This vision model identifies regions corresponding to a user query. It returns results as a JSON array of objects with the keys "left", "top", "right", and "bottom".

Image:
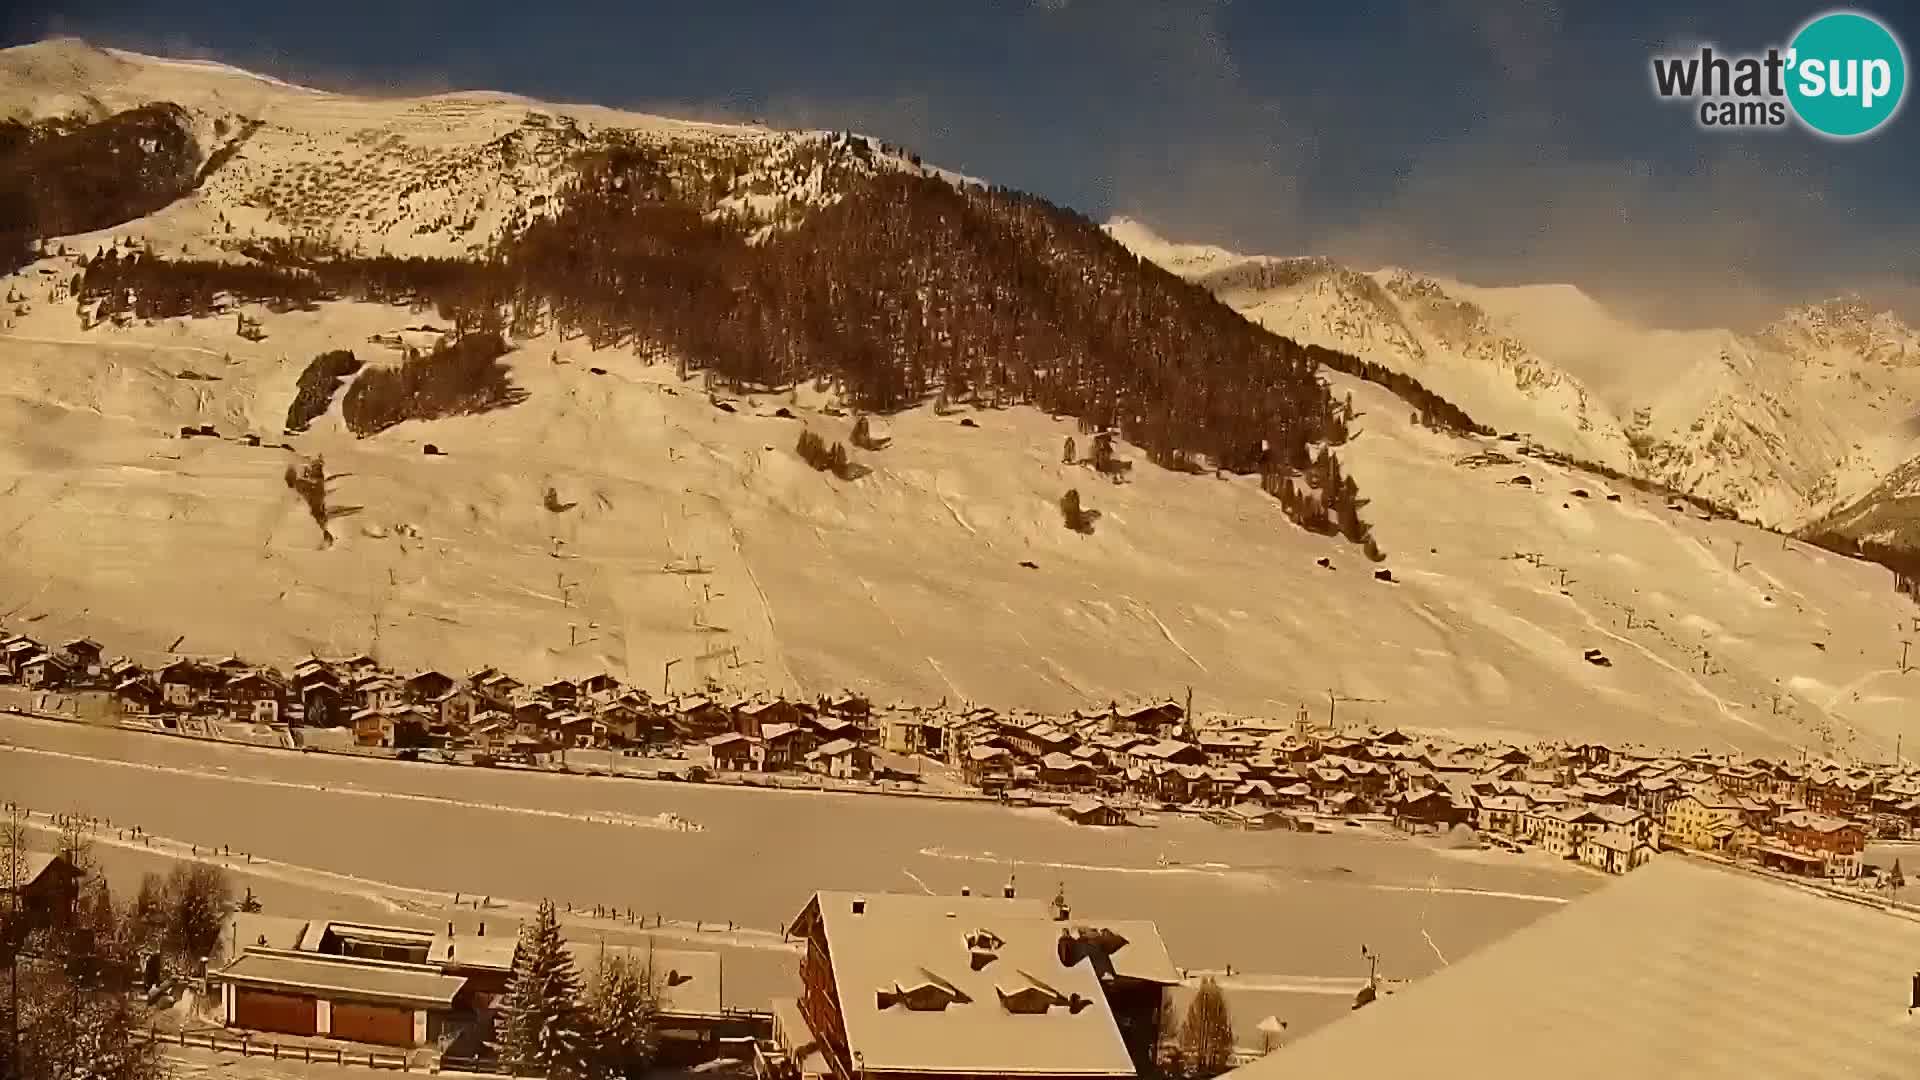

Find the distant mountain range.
[{"left": 1106, "top": 217, "right": 1920, "bottom": 549}]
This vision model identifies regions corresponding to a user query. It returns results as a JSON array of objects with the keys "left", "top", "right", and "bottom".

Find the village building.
[
  {"left": 808, "top": 738, "right": 874, "bottom": 781},
  {"left": 1767, "top": 811, "right": 1867, "bottom": 879},
  {"left": 777, "top": 889, "right": 1178, "bottom": 1080},
  {"left": 1060, "top": 797, "right": 1132, "bottom": 827},
  {"left": 1576, "top": 832, "right": 1656, "bottom": 875},
  {"left": 674, "top": 696, "right": 733, "bottom": 740},
  {"left": 19, "top": 651, "right": 70, "bottom": 689},
  {"left": 704, "top": 732, "right": 757, "bottom": 772},
  {"left": 963, "top": 745, "right": 1015, "bottom": 792},
  {"left": 1662, "top": 790, "right": 1746, "bottom": 852},
  {"left": 59, "top": 637, "right": 105, "bottom": 678}
]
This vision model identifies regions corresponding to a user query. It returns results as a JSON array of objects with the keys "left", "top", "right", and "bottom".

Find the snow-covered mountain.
[
  {"left": 1, "top": 39, "right": 1915, "bottom": 760},
  {"left": 1106, "top": 218, "right": 1920, "bottom": 532}
]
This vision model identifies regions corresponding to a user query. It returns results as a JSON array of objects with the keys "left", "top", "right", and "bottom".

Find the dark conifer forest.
[{"left": 0, "top": 105, "right": 199, "bottom": 273}]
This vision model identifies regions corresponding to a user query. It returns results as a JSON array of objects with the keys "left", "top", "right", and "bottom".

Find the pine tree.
[
  {"left": 496, "top": 899, "right": 591, "bottom": 1078},
  {"left": 1063, "top": 435, "right": 1076, "bottom": 465},
  {"left": 1179, "top": 977, "right": 1235, "bottom": 1077},
  {"left": 585, "top": 952, "right": 658, "bottom": 1079},
  {"left": 1891, "top": 858, "right": 1905, "bottom": 890}
]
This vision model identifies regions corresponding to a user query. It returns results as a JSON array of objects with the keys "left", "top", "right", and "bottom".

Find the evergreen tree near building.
[
  {"left": 497, "top": 899, "right": 591, "bottom": 1079},
  {"left": 585, "top": 952, "right": 658, "bottom": 1079},
  {"left": 1891, "top": 858, "right": 1905, "bottom": 890},
  {"left": 1179, "top": 977, "right": 1235, "bottom": 1077}
]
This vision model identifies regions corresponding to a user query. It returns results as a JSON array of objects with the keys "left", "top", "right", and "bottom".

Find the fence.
[{"left": 139, "top": 1028, "right": 414, "bottom": 1070}]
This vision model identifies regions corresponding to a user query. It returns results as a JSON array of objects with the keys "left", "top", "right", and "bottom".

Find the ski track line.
[
  {"left": 0, "top": 742, "right": 708, "bottom": 834},
  {"left": 1126, "top": 596, "right": 1208, "bottom": 673},
  {"left": 0, "top": 331, "right": 229, "bottom": 359},
  {"left": 918, "top": 846, "right": 1567, "bottom": 903},
  {"left": 901, "top": 868, "right": 935, "bottom": 895},
  {"left": 18, "top": 817, "right": 801, "bottom": 954}
]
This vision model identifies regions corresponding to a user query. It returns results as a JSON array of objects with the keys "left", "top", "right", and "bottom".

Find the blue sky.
[{"left": 6, "top": 0, "right": 1916, "bottom": 327}]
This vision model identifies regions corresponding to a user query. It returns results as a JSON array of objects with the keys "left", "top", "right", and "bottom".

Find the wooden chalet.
[{"left": 779, "top": 889, "right": 1178, "bottom": 1080}]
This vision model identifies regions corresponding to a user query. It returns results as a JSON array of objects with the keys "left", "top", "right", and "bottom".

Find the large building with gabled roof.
[
  {"left": 776, "top": 888, "right": 1179, "bottom": 1080},
  {"left": 1221, "top": 856, "right": 1920, "bottom": 1080}
]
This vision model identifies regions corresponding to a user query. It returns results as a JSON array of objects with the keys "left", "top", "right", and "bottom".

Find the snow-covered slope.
[
  {"left": 0, "top": 41, "right": 1914, "bottom": 759},
  {"left": 1109, "top": 218, "right": 1920, "bottom": 531}
]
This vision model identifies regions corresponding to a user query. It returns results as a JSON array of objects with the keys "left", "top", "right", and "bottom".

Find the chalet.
[
  {"left": 403, "top": 670, "right": 456, "bottom": 703},
  {"left": 1135, "top": 739, "right": 1205, "bottom": 768},
  {"left": 818, "top": 692, "right": 872, "bottom": 723},
  {"left": 59, "top": 637, "right": 104, "bottom": 676},
  {"left": 1040, "top": 752, "right": 1099, "bottom": 789},
  {"left": 578, "top": 672, "right": 622, "bottom": 705},
  {"left": 1, "top": 635, "right": 41, "bottom": 678},
  {"left": 159, "top": 660, "right": 217, "bottom": 708},
  {"left": 1061, "top": 797, "right": 1131, "bottom": 827},
  {"left": 511, "top": 699, "right": 552, "bottom": 733},
  {"left": 329, "top": 654, "right": 380, "bottom": 677},
  {"left": 3, "top": 852, "right": 83, "bottom": 936},
  {"left": 19, "top": 652, "right": 70, "bottom": 689},
  {"left": 223, "top": 670, "right": 284, "bottom": 722},
  {"left": 473, "top": 671, "right": 522, "bottom": 707},
  {"left": 595, "top": 701, "right": 647, "bottom": 746},
  {"left": 1773, "top": 811, "right": 1866, "bottom": 879},
  {"left": 809, "top": 739, "right": 874, "bottom": 781},
  {"left": 1392, "top": 788, "right": 1467, "bottom": 831},
  {"left": 1007, "top": 722, "right": 1077, "bottom": 761},
  {"left": 704, "top": 732, "right": 756, "bottom": 772},
  {"left": 351, "top": 675, "right": 403, "bottom": 714},
  {"left": 299, "top": 682, "right": 348, "bottom": 727},
  {"left": 964, "top": 745, "right": 1015, "bottom": 791},
  {"left": 758, "top": 723, "right": 815, "bottom": 770},
  {"left": 1577, "top": 832, "right": 1656, "bottom": 875},
  {"left": 540, "top": 678, "right": 579, "bottom": 705},
  {"left": 1112, "top": 700, "right": 1185, "bottom": 735},
  {"left": 1807, "top": 773, "right": 1875, "bottom": 817},
  {"left": 558, "top": 714, "right": 607, "bottom": 749},
  {"left": 113, "top": 676, "right": 164, "bottom": 716},
  {"left": 735, "top": 698, "right": 802, "bottom": 738},
  {"left": 778, "top": 890, "right": 1178, "bottom": 1080},
  {"left": 429, "top": 686, "right": 474, "bottom": 729},
  {"left": 1475, "top": 794, "right": 1530, "bottom": 837},
  {"left": 674, "top": 696, "right": 732, "bottom": 740}
]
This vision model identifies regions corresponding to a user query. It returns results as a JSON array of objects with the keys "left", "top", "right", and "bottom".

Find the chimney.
[
  {"left": 852, "top": 897, "right": 867, "bottom": 916},
  {"left": 961, "top": 885, "right": 971, "bottom": 897},
  {"left": 447, "top": 921, "right": 455, "bottom": 937},
  {"left": 1912, "top": 971, "right": 1919, "bottom": 1011},
  {"left": 478, "top": 921, "right": 486, "bottom": 937},
  {"left": 1055, "top": 905, "right": 1070, "bottom": 922},
  {"left": 1004, "top": 878, "right": 1016, "bottom": 899}
]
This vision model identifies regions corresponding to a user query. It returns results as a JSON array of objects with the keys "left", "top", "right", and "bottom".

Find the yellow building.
[{"left": 1662, "top": 790, "right": 1745, "bottom": 851}]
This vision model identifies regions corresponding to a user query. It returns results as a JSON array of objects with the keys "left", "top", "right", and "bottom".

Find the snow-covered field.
[
  {"left": 0, "top": 716, "right": 1589, "bottom": 992},
  {"left": 0, "top": 286, "right": 1912, "bottom": 756}
]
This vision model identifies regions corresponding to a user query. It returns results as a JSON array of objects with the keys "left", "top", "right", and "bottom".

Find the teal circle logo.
[{"left": 1786, "top": 11, "right": 1907, "bottom": 138}]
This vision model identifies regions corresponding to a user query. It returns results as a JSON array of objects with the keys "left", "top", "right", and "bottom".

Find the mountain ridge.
[
  {"left": 0, "top": 39, "right": 1914, "bottom": 760},
  {"left": 1105, "top": 217, "right": 1920, "bottom": 538}
]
